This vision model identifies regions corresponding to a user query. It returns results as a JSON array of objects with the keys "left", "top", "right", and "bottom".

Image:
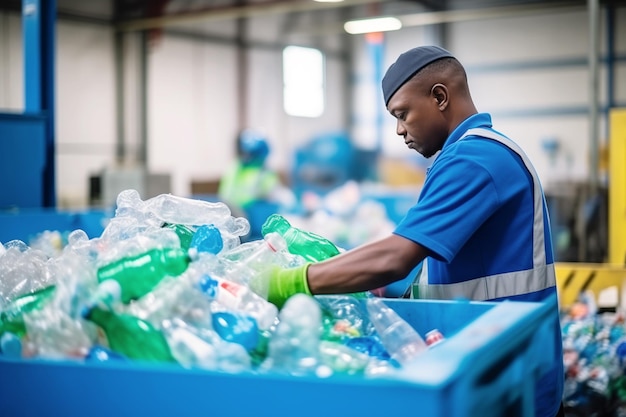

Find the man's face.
[{"left": 386, "top": 79, "right": 448, "bottom": 158}]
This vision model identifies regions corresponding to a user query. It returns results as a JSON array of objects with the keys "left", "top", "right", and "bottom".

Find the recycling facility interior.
[
  {"left": 2, "top": 1, "right": 626, "bottom": 416},
  {"left": 2, "top": 0, "right": 626, "bottom": 358}
]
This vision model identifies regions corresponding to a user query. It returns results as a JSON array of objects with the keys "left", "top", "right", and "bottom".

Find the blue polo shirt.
[
  {"left": 395, "top": 113, "right": 554, "bottom": 286},
  {"left": 394, "top": 113, "right": 563, "bottom": 417}
]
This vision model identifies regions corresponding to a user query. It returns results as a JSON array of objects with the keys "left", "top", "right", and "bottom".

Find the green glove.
[{"left": 267, "top": 263, "right": 312, "bottom": 308}]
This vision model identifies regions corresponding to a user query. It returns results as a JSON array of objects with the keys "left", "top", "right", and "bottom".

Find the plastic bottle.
[
  {"left": 0, "top": 285, "right": 57, "bottom": 338},
  {"left": 211, "top": 310, "right": 259, "bottom": 352},
  {"left": 221, "top": 232, "right": 288, "bottom": 273},
  {"left": 96, "top": 247, "right": 190, "bottom": 303},
  {"left": 189, "top": 224, "right": 224, "bottom": 258},
  {"left": 115, "top": 189, "right": 228, "bottom": 224},
  {"left": 164, "top": 223, "right": 195, "bottom": 251},
  {"left": 83, "top": 306, "right": 176, "bottom": 363},
  {"left": 316, "top": 295, "right": 374, "bottom": 340},
  {"left": 0, "top": 332, "right": 22, "bottom": 357},
  {"left": 365, "top": 298, "right": 427, "bottom": 367},
  {"left": 220, "top": 232, "right": 291, "bottom": 298},
  {"left": 161, "top": 318, "right": 251, "bottom": 372},
  {"left": 81, "top": 279, "right": 123, "bottom": 317},
  {"left": 127, "top": 273, "right": 213, "bottom": 328},
  {"left": 263, "top": 293, "right": 321, "bottom": 375},
  {"left": 261, "top": 214, "right": 340, "bottom": 262},
  {"left": 85, "top": 345, "right": 129, "bottom": 363},
  {"left": 0, "top": 242, "right": 53, "bottom": 307},
  {"left": 318, "top": 340, "right": 371, "bottom": 375},
  {"left": 198, "top": 275, "right": 278, "bottom": 331}
]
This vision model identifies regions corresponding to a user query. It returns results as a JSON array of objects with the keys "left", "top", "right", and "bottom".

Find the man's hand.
[{"left": 266, "top": 263, "right": 312, "bottom": 308}]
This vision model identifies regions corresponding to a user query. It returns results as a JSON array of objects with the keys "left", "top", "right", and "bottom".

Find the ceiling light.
[
  {"left": 313, "top": 0, "right": 344, "bottom": 3},
  {"left": 343, "top": 17, "right": 402, "bottom": 34}
]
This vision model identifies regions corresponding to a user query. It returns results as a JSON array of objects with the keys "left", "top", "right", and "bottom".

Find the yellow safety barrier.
[
  {"left": 609, "top": 108, "right": 626, "bottom": 265},
  {"left": 556, "top": 262, "right": 626, "bottom": 310}
]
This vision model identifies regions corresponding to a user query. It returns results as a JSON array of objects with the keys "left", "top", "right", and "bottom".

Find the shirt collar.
[{"left": 442, "top": 113, "right": 493, "bottom": 151}]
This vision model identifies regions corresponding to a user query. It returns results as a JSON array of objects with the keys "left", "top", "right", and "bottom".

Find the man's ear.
[{"left": 431, "top": 83, "right": 448, "bottom": 110}]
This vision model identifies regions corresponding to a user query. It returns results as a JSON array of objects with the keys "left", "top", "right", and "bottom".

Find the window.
[{"left": 282, "top": 46, "right": 324, "bottom": 118}]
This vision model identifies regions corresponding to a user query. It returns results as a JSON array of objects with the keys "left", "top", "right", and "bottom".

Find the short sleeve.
[{"left": 394, "top": 151, "right": 500, "bottom": 262}]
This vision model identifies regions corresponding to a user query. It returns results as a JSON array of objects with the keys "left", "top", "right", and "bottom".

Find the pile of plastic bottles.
[
  {"left": 0, "top": 189, "right": 439, "bottom": 379},
  {"left": 562, "top": 291, "right": 626, "bottom": 416}
]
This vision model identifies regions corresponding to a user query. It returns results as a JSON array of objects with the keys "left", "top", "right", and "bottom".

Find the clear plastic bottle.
[
  {"left": 161, "top": 318, "right": 251, "bottom": 373},
  {"left": 127, "top": 272, "right": 212, "bottom": 329},
  {"left": 120, "top": 189, "right": 232, "bottom": 226},
  {"left": 366, "top": 298, "right": 427, "bottom": 367},
  {"left": 263, "top": 293, "right": 322, "bottom": 375},
  {"left": 198, "top": 275, "right": 278, "bottom": 331},
  {"left": 220, "top": 232, "right": 291, "bottom": 298},
  {"left": 318, "top": 340, "right": 371, "bottom": 375},
  {"left": 261, "top": 214, "right": 340, "bottom": 263}
]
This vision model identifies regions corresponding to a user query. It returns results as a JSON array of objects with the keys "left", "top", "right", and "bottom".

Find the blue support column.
[{"left": 22, "top": 0, "right": 56, "bottom": 207}]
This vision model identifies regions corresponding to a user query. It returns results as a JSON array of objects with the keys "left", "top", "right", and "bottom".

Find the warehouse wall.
[
  {"left": 1, "top": 4, "right": 625, "bottom": 208},
  {"left": 354, "top": 6, "right": 626, "bottom": 193}
]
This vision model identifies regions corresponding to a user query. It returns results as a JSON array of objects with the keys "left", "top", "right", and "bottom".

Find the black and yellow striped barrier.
[{"left": 556, "top": 262, "right": 626, "bottom": 310}]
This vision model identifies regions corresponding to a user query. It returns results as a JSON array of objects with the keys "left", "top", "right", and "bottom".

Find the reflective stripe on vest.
[{"left": 412, "top": 128, "right": 556, "bottom": 301}]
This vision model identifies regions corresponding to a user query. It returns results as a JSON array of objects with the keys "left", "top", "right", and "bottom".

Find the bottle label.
[{"left": 199, "top": 275, "right": 245, "bottom": 310}]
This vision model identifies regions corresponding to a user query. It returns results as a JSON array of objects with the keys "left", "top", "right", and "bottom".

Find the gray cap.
[{"left": 382, "top": 45, "right": 454, "bottom": 106}]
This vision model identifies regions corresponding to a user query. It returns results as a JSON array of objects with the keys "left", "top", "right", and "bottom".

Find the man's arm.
[{"left": 307, "top": 234, "right": 428, "bottom": 294}]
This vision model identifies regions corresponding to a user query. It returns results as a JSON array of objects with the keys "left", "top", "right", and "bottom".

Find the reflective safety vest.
[{"left": 411, "top": 128, "right": 557, "bottom": 301}]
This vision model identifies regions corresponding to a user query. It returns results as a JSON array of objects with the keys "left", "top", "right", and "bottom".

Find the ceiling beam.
[{"left": 115, "top": 0, "right": 393, "bottom": 32}]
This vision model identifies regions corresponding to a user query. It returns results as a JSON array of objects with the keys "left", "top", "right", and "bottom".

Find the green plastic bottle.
[
  {"left": 261, "top": 214, "right": 340, "bottom": 263},
  {"left": 0, "top": 285, "right": 56, "bottom": 338},
  {"left": 84, "top": 306, "right": 176, "bottom": 363},
  {"left": 97, "top": 247, "right": 190, "bottom": 303},
  {"left": 164, "top": 223, "right": 195, "bottom": 251}
]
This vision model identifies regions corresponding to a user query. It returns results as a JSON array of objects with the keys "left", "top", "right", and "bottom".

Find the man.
[
  {"left": 218, "top": 129, "right": 280, "bottom": 211},
  {"left": 266, "top": 45, "right": 564, "bottom": 417},
  {"left": 218, "top": 129, "right": 295, "bottom": 238}
]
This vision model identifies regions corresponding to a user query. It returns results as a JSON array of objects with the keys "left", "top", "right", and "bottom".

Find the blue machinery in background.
[{"left": 0, "top": 0, "right": 56, "bottom": 209}]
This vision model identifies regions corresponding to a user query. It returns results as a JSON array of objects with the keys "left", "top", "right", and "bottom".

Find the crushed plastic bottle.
[
  {"left": 220, "top": 232, "right": 293, "bottom": 298},
  {"left": 263, "top": 293, "right": 322, "bottom": 376},
  {"left": 0, "top": 242, "right": 54, "bottom": 308}
]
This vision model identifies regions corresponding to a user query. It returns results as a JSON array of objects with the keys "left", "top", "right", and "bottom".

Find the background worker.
[
  {"left": 264, "top": 45, "right": 564, "bottom": 417},
  {"left": 218, "top": 129, "right": 295, "bottom": 237}
]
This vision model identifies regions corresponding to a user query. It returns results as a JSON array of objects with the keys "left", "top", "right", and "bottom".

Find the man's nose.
[{"left": 396, "top": 121, "right": 406, "bottom": 137}]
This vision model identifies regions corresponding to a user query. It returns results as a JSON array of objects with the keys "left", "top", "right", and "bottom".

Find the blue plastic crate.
[{"left": 0, "top": 298, "right": 558, "bottom": 417}]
